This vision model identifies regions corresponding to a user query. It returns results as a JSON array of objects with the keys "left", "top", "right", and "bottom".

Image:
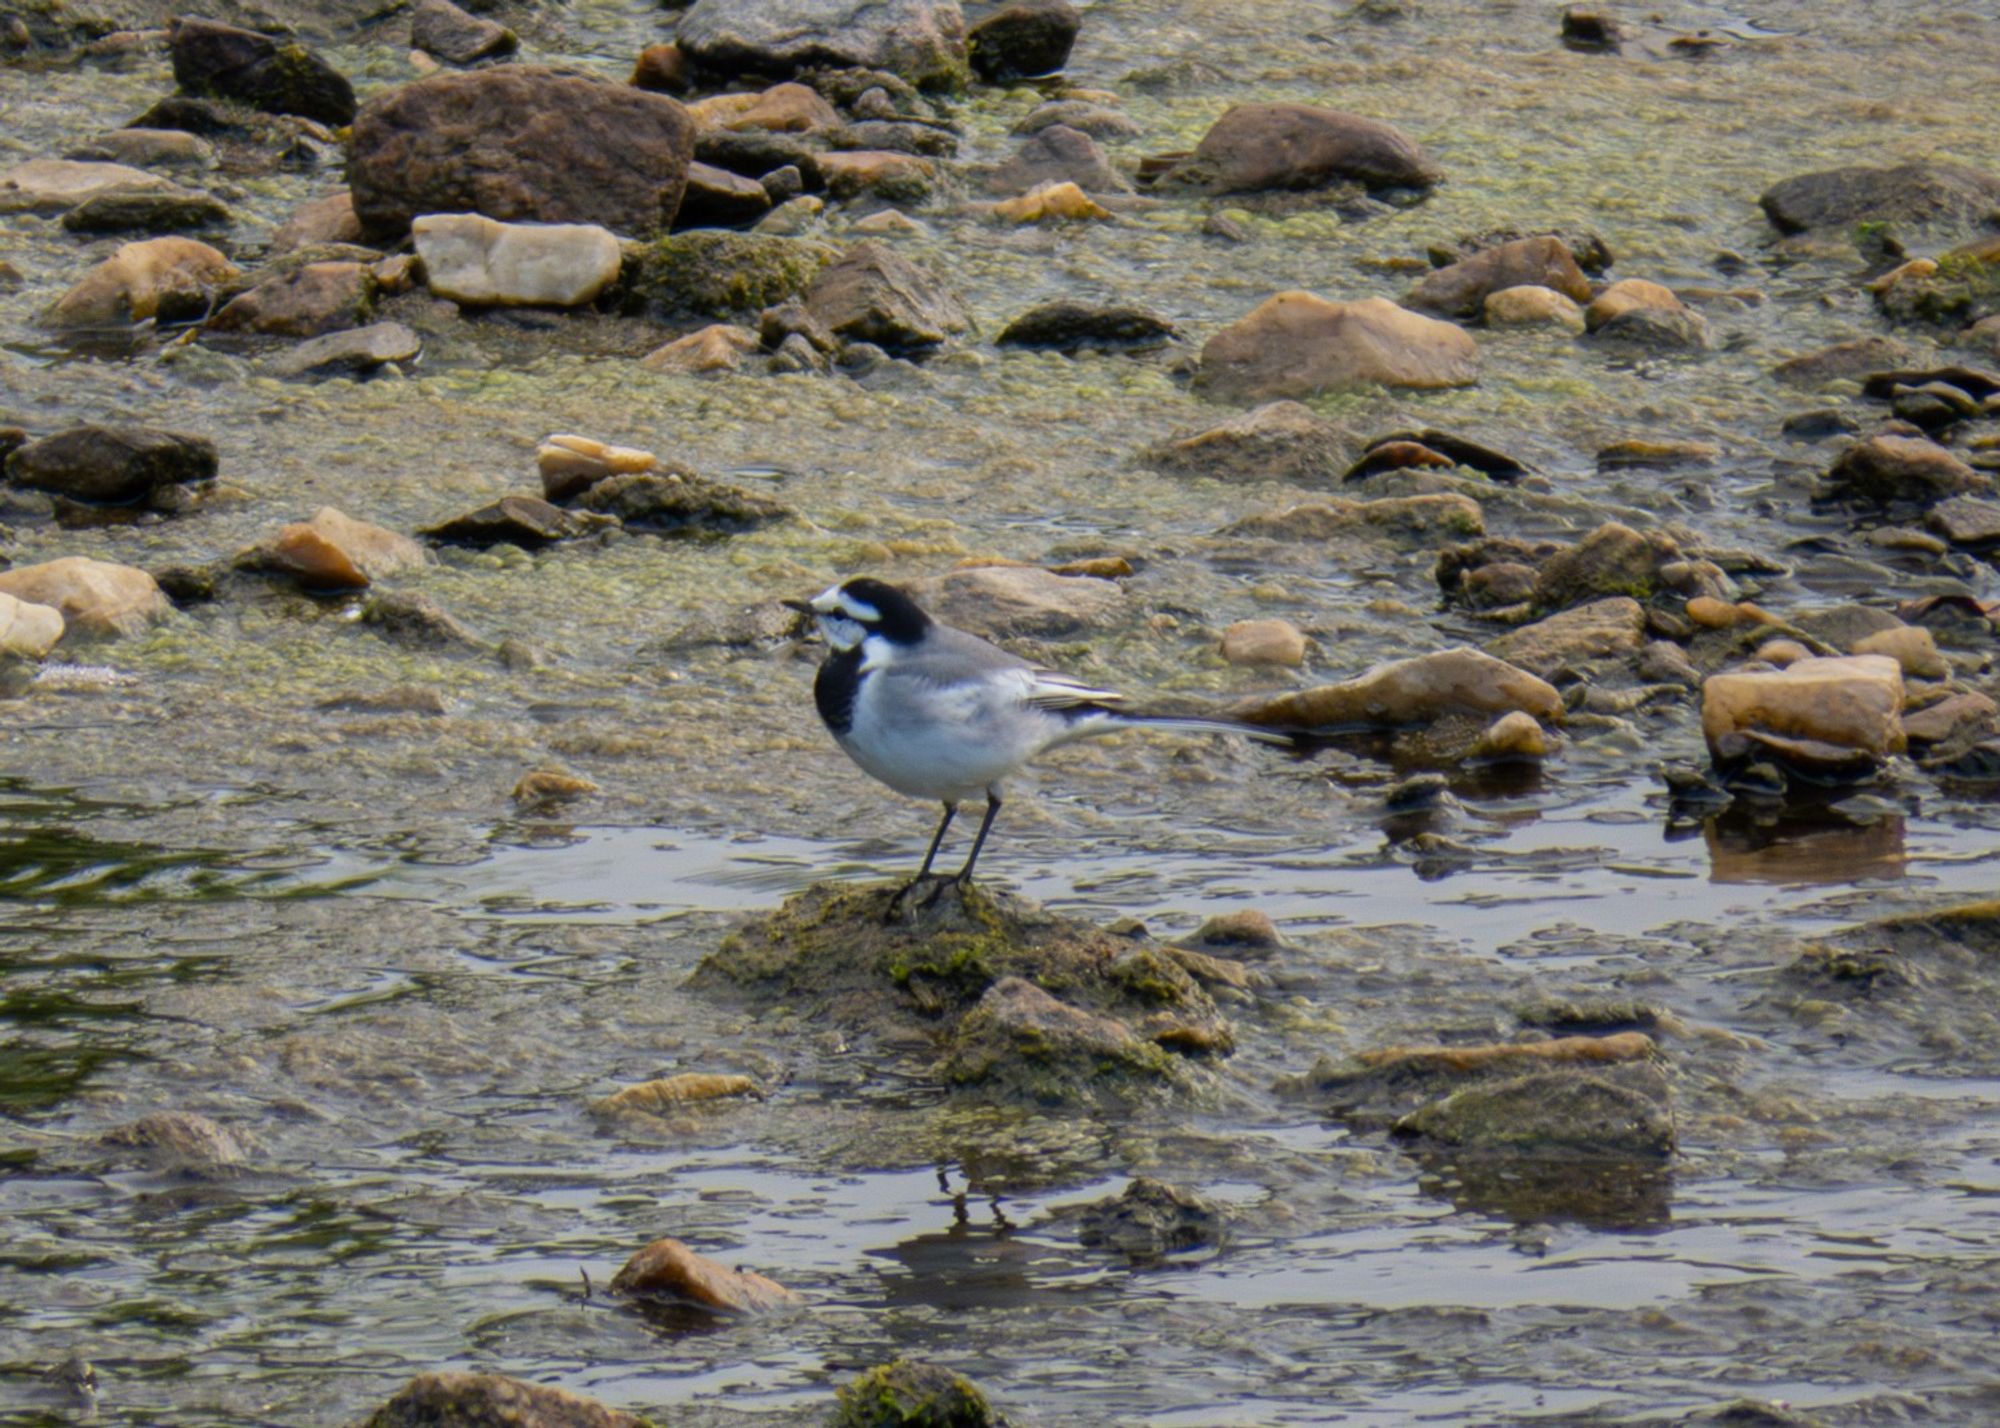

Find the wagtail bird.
[{"left": 785, "top": 577, "right": 1287, "bottom": 901}]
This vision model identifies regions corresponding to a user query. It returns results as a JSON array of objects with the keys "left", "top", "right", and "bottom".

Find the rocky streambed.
[{"left": 5, "top": 0, "right": 2000, "bottom": 1424}]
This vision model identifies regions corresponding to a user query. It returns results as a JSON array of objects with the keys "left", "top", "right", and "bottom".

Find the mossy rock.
[
  {"left": 832, "top": 1358, "right": 1001, "bottom": 1428},
  {"left": 1876, "top": 241, "right": 2000, "bottom": 327},
  {"left": 694, "top": 881, "right": 1230, "bottom": 1106},
  {"left": 1392, "top": 1062, "right": 1675, "bottom": 1160},
  {"left": 620, "top": 231, "right": 838, "bottom": 320}
]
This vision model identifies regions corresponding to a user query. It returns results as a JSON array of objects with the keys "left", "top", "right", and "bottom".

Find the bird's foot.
[{"left": 883, "top": 873, "right": 968, "bottom": 922}]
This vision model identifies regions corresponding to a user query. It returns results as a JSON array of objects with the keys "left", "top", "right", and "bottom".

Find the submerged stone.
[
  {"left": 43, "top": 237, "right": 239, "bottom": 327},
  {"left": 1141, "top": 400, "right": 1357, "bottom": 483},
  {"left": 1153, "top": 102, "right": 1440, "bottom": 193},
  {"left": 1193, "top": 293, "right": 1478, "bottom": 401},
  {"left": 571, "top": 471, "right": 790, "bottom": 534},
  {"left": 1075, "top": 1177, "right": 1226, "bottom": 1258},
  {"left": 6, "top": 425, "right": 216, "bottom": 504},
  {"left": 362, "top": 1372, "right": 645, "bottom": 1428}
]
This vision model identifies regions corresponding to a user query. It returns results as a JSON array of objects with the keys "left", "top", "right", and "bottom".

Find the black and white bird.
[{"left": 785, "top": 577, "right": 1287, "bottom": 899}]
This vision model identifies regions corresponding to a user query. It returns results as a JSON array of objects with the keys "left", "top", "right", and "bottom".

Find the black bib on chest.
[{"left": 813, "top": 645, "right": 862, "bottom": 736}]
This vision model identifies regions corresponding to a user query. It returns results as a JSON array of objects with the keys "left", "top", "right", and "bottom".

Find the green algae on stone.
[
  {"left": 833, "top": 1358, "right": 1001, "bottom": 1428},
  {"left": 694, "top": 881, "right": 1229, "bottom": 1104},
  {"left": 620, "top": 231, "right": 838, "bottom": 320},
  {"left": 1392, "top": 1061, "right": 1676, "bottom": 1160}
]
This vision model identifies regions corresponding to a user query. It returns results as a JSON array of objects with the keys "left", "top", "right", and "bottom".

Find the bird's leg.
[
  {"left": 927, "top": 792, "right": 1001, "bottom": 905},
  {"left": 887, "top": 802, "right": 956, "bottom": 917}
]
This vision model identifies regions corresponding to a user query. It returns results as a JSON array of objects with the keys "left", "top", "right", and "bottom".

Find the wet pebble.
[
  {"left": 0, "top": 591, "right": 64, "bottom": 658},
  {"left": 609, "top": 1234, "right": 802, "bottom": 1314},
  {"left": 1220, "top": 617, "right": 1307, "bottom": 667},
  {"left": 1142, "top": 400, "right": 1356, "bottom": 483},
  {"left": 1482, "top": 283, "right": 1586, "bottom": 332},
  {"left": 639, "top": 323, "right": 762, "bottom": 374}
]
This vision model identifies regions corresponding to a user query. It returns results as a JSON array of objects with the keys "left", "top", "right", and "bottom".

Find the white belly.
[{"left": 837, "top": 670, "right": 1058, "bottom": 803}]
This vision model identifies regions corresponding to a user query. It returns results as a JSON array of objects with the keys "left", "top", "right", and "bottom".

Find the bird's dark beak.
[{"left": 781, "top": 598, "right": 815, "bottom": 615}]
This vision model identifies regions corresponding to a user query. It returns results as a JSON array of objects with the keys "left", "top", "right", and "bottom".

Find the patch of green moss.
[
  {"left": 619, "top": 232, "right": 837, "bottom": 320},
  {"left": 833, "top": 1358, "right": 997, "bottom": 1428}
]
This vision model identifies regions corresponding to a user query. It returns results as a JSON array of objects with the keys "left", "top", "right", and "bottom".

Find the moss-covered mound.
[{"left": 694, "top": 881, "right": 1233, "bottom": 1108}]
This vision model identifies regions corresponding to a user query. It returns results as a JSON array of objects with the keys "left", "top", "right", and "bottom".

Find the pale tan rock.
[
  {"left": 0, "top": 157, "right": 173, "bottom": 213},
  {"left": 1194, "top": 292, "right": 1479, "bottom": 401},
  {"left": 44, "top": 236, "right": 239, "bottom": 326},
  {"left": 414, "top": 213, "right": 622, "bottom": 307},
  {"left": 640, "top": 323, "right": 761, "bottom": 373},
  {"left": 989, "top": 180, "right": 1112, "bottom": 223},
  {"left": 0, "top": 591, "right": 65, "bottom": 657},
  {"left": 1701, "top": 654, "right": 1906, "bottom": 760},
  {"left": 1852, "top": 624, "right": 1948, "bottom": 678},
  {"left": 244, "top": 508, "right": 426, "bottom": 590},
  {"left": 1220, "top": 618, "right": 1307, "bottom": 667},
  {"left": 851, "top": 209, "right": 930, "bottom": 237},
  {"left": 1755, "top": 639, "right": 1810, "bottom": 666},
  {"left": 1242, "top": 647, "right": 1563, "bottom": 730},
  {"left": 1585, "top": 278, "right": 1688, "bottom": 330},
  {"left": 609, "top": 1236, "right": 801, "bottom": 1314},
  {"left": 591, "top": 1073, "right": 760, "bottom": 1118},
  {"left": 0, "top": 557, "right": 170, "bottom": 638},
  {"left": 537, "top": 434, "right": 660, "bottom": 501},
  {"left": 1483, "top": 283, "right": 1586, "bottom": 332},
  {"left": 1686, "top": 595, "right": 1746, "bottom": 628},
  {"left": 1473, "top": 709, "right": 1550, "bottom": 760}
]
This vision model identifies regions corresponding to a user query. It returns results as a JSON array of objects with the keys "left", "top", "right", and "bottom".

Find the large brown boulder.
[
  {"left": 348, "top": 66, "right": 695, "bottom": 240},
  {"left": 1193, "top": 293, "right": 1478, "bottom": 401},
  {"left": 1155, "top": 102, "right": 1440, "bottom": 194}
]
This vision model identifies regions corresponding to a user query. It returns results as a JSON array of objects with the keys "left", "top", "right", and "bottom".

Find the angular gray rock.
[{"left": 803, "top": 240, "right": 971, "bottom": 350}]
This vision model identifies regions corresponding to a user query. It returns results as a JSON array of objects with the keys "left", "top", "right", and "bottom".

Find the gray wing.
[{"left": 889, "top": 624, "right": 1126, "bottom": 712}]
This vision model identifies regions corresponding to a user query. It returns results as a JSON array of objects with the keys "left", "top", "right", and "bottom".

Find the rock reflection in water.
[
  {"left": 1413, "top": 1154, "right": 1674, "bottom": 1233},
  {"left": 1700, "top": 802, "right": 1907, "bottom": 885}
]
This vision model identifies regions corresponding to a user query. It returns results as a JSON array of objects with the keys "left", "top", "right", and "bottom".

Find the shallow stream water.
[{"left": 5, "top": 0, "right": 2000, "bottom": 1423}]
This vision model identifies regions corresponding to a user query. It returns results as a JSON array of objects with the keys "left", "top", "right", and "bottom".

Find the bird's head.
[{"left": 784, "top": 577, "right": 932, "bottom": 652}]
